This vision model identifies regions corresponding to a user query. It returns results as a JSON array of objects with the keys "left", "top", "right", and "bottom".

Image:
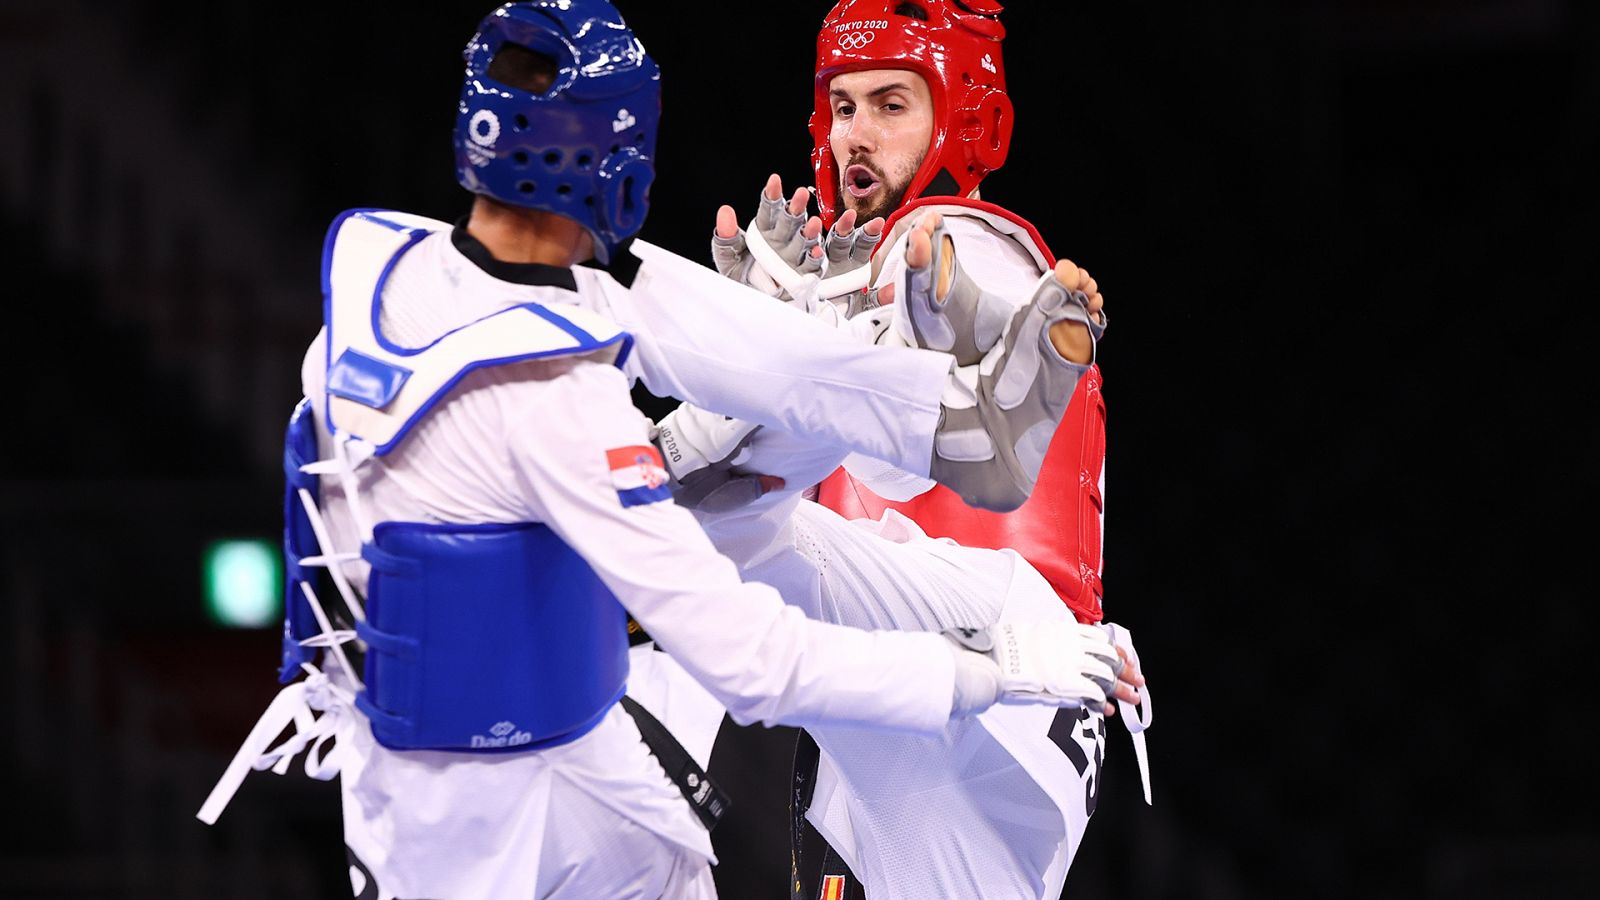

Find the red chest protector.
[{"left": 816, "top": 198, "right": 1107, "bottom": 624}]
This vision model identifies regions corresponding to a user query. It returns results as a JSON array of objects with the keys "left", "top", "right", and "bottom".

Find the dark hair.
[{"left": 487, "top": 42, "right": 559, "bottom": 93}]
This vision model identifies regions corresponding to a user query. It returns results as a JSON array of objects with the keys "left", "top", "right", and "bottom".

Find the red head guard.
[{"left": 810, "top": 0, "right": 1013, "bottom": 228}]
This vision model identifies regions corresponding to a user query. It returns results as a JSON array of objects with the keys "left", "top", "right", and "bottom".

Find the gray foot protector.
[
  {"left": 929, "top": 275, "right": 1097, "bottom": 512},
  {"left": 903, "top": 221, "right": 1019, "bottom": 366},
  {"left": 709, "top": 190, "right": 822, "bottom": 291}
]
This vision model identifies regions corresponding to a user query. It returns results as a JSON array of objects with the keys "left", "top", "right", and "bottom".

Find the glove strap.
[
  {"left": 815, "top": 265, "right": 871, "bottom": 302},
  {"left": 744, "top": 218, "right": 873, "bottom": 305},
  {"left": 743, "top": 220, "right": 815, "bottom": 295}
]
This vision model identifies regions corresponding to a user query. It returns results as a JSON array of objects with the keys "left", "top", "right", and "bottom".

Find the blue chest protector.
[{"left": 280, "top": 209, "right": 635, "bottom": 753}]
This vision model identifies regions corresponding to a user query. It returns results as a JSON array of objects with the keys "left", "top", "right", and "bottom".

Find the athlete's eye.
[
  {"left": 836, "top": 103, "right": 856, "bottom": 118},
  {"left": 883, "top": 103, "right": 905, "bottom": 113}
]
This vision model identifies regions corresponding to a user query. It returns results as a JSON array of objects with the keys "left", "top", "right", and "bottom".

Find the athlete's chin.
[{"left": 842, "top": 190, "right": 900, "bottom": 225}]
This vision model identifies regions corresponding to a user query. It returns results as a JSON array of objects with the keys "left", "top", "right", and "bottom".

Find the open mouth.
[{"left": 844, "top": 164, "right": 882, "bottom": 199}]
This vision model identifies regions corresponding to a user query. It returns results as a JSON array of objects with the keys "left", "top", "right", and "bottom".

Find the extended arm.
[
  {"left": 511, "top": 362, "right": 1122, "bottom": 726},
  {"left": 510, "top": 360, "right": 957, "bottom": 733}
]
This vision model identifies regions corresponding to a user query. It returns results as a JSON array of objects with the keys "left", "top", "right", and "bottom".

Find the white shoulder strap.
[{"left": 322, "top": 210, "right": 631, "bottom": 454}]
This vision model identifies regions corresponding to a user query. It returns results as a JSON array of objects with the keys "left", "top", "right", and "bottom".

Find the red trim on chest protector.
[
  {"left": 874, "top": 197, "right": 1058, "bottom": 268},
  {"left": 817, "top": 367, "right": 1107, "bottom": 625}
]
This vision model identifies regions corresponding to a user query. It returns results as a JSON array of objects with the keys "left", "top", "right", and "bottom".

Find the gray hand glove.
[
  {"left": 709, "top": 190, "right": 823, "bottom": 299},
  {"left": 903, "top": 220, "right": 1021, "bottom": 367},
  {"left": 651, "top": 404, "right": 779, "bottom": 513},
  {"left": 930, "top": 273, "right": 1099, "bottom": 512},
  {"left": 821, "top": 214, "right": 883, "bottom": 277},
  {"left": 828, "top": 286, "right": 887, "bottom": 319}
]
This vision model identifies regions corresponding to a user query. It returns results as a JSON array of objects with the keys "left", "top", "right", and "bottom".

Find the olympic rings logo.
[
  {"left": 838, "top": 30, "right": 876, "bottom": 51},
  {"left": 469, "top": 109, "right": 500, "bottom": 147}
]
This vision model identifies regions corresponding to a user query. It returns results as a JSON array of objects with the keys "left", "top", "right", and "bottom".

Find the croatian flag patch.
[{"left": 607, "top": 445, "right": 672, "bottom": 508}]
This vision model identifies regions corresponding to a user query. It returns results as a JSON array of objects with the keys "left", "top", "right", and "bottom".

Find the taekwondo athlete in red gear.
[
  {"left": 685, "top": 2, "right": 1156, "bottom": 897},
  {"left": 194, "top": 3, "right": 1130, "bottom": 898}
]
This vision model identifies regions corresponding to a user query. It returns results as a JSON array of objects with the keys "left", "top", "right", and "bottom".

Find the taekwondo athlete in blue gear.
[{"left": 198, "top": 4, "right": 1126, "bottom": 896}]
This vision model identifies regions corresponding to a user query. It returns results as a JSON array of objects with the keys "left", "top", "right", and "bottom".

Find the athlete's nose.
[{"left": 843, "top": 113, "right": 877, "bottom": 156}]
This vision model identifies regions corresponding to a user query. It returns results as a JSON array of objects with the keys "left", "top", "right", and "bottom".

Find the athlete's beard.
[{"left": 836, "top": 148, "right": 926, "bottom": 223}]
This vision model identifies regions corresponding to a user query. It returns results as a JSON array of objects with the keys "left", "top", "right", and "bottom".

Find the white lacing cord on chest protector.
[{"left": 196, "top": 435, "right": 375, "bottom": 825}]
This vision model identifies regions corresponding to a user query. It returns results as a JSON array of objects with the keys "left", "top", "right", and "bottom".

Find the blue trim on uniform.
[
  {"left": 613, "top": 333, "right": 635, "bottom": 370},
  {"left": 368, "top": 340, "right": 630, "bottom": 456},
  {"left": 321, "top": 209, "right": 393, "bottom": 311},
  {"left": 617, "top": 484, "right": 672, "bottom": 508},
  {"left": 319, "top": 207, "right": 635, "bottom": 453},
  {"left": 522, "top": 301, "right": 600, "bottom": 348},
  {"left": 368, "top": 228, "right": 434, "bottom": 357},
  {"left": 321, "top": 208, "right": 400, "bottom": 436},
  {"left": 354, "top": 211, "right": 417, "bottom": 233},
  {"left": 364, "top": 229, "right": 599, "bottom": 361},
  {"left": 327, "top": 348, "right": 413, "bottom": 410}
]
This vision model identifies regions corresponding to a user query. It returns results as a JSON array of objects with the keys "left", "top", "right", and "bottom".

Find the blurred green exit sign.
[{"left": 203, "top": 539, "right": 281, "bottom": 628}]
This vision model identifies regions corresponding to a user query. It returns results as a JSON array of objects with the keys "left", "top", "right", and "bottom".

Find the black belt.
[
  {"left": 619, "top": 695, "right": 730, "bottom": 831},
  {"left": 621, "top": 623, "right": 728, "bottom": 830},
  {"left": 627, "top": 617, "right": 654, "bottom": 647},
  {"left": 790, "top": 731, "right": 864, "bottom": 900}
]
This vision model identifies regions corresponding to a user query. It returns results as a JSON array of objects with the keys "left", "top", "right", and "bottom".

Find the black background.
[{"left": 1, "top": 1, "right": 1595, "bottom": 898}]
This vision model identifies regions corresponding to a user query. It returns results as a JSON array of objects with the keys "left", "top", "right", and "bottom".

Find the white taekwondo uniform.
[
  {"left": 631, "top": 208, "right": 1149, "bottom": 900},
  {"left": 204, "top": 210, "right": 1007, "bottom": 900}
]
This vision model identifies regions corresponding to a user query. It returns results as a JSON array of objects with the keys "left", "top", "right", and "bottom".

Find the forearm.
[
  {"left": 611, "top": 248, "right": 948, "bottom": 475},
  {"left": 517, "top": 369, "right": 956, "bottom": 735}
]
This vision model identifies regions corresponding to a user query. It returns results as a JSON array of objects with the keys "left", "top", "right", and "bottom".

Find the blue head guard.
[{"left": 454, "top": 1, "right": 660, "bottom": 264}]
